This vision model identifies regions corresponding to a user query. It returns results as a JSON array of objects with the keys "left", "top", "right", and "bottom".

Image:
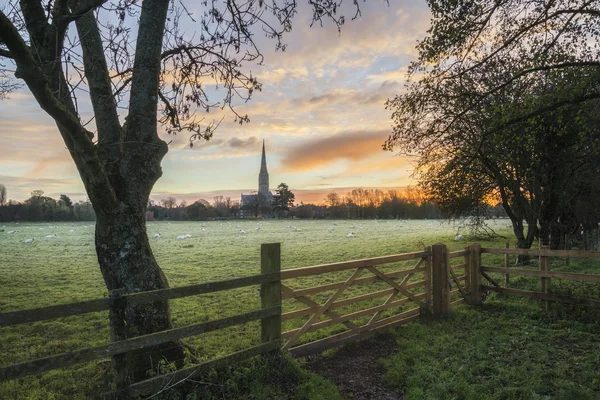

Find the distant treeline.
[
  {"left": 0, "top": 190, "right": 95, "bottom": 222},
  {"left": 149, "top": 188, "right": 507, "bottom": 220},
  {"left": 294, "top": 188, "right": 506, "bottom": 220},
  {"left": 0, "top": 187, "right": 508, "bottom": 222}
]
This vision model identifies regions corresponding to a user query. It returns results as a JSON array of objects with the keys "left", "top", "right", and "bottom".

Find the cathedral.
[{"left": 240, "top": 140, "right": 273, "bottom": 216}]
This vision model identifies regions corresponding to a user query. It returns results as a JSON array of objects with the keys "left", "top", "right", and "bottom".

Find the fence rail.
[
  {"left": 279, "top": 247, "right": 433, "bottom": 354},
  {"left": 478, "top": 245, "right": 600, "bottom": 311},
  {"left": 2, "top": 242, "right": 599, "bottom": 398}
]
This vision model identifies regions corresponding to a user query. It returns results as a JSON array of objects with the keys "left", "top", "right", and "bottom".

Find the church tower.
[{"left": 258, "top": 140, "right": 270, "bottom": 197}]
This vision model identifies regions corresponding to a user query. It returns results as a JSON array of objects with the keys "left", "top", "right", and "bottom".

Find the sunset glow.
[{"left": 0, "top": 1, "right": 430, "bottom": 204}]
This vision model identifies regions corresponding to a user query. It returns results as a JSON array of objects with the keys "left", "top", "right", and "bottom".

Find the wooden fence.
[
  {"left": 0, "top": 244, "right": 283, "bottom": 399},
  {"left": 478, "top": 246, "right": 600, "bottom": 310},
  {"left": 1, "top": 242, "right": 599, "bottom": 398}
]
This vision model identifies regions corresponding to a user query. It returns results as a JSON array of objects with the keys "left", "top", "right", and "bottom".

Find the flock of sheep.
[
  {"left": 2, "top": 219, "right": 472, "bottom": 245},
  {"left": 1, "top": 224, "right": 95, "bottom": 244}
]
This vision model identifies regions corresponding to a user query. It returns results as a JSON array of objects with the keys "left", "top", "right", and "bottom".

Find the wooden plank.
[
  {"left": 282, "top": 288, "right": 394, "bottom": 321},
  {"left": 366, "top": 269, "right": 415, "bottom": 325},
  {"left": 282, "top": 269, "right": 426, "bottom": 300},
  {"left": 261, "top": 243, "right": 282, "bottom": 344},
  {"left": 280, "top": 285, "right": 359, "bottom": 330},
  {"left": 366, "top": 292, "right": 398, "bottom": 326},
  {"left": 288, "top": 309, "right": 420, "bottom": 358},
  {"left": 451, "top": 263, "right": 466, "bottom": 271},
  {"left": 481, "top": 248, "right": 600, "bottom": 258},
  {"left": 0, "top": 273, "right": 281, "bottom": 328},
  {"left": 282, "top": 293, "right": 427, "bottom": 339},
  {"left": 0, "top": 306, "right": 280, "bottom": 382},
  {"left": 469, "top": 243, "right": 482, "bottom": 305},
  {"left": 366, "top": 265, "right": 427, "bottom": 308},
  {"left": 0, "top": 298, "right": 110, "bottom": 327},
  {"left": 448, "top": 263, "right": 466, "bottom": 298},
  {"left": 481, "top": 266, "right": 600, "bottom": 283},
  {"left": 282, "top": 268, "right": 364, "bottom": 351},
  {"left": 281, "top": 282, "right": 426, "bottom": 321},
  {"left": 448, "top": 250, "right": 469, "bottom": 258},
  {"left": 431, "top": 243, "right": 449, "bottom": 316},
  {"left": 449, "top": 298, "right": 465, "bottom": 308},
  {"left": 125, "top": 273, "right": 280, "bottom": 306},
  {"left": 482, "top": 285, "right": 600, "bottom": 307},
  {"left": 481, "top": 271, "right": 500, "bottom": 287},
  {"left": 289, "top": 314, "right": 420, "bottom": 359},
  {"left": 280, "top": 251, "right": 431, "bottom": 280},
  {"left": 504, "top": 242, "right": 510, "bottom": 287},
  {"left": 103, "top": 341, "right": 280, "bottom": 399}
]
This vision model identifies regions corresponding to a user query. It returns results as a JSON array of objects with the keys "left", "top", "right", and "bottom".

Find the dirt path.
[{"left": 304, "top": 334, "right": 402, "bottom": 400}]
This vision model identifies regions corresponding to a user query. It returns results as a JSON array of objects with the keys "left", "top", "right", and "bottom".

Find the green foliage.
[
  {"left": 149, "top": 353, "right": 342, "bottom": 400},
  {"left": 272, "top": 183, "right": 295, "bottom": 213},
  {"left": 381, "top": 298, "right": 600, "bottom": 400}
]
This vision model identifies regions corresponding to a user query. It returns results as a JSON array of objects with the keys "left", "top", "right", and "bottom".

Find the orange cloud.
[{"left": 281, "top": 130, "right": 391, "bottom": 171}]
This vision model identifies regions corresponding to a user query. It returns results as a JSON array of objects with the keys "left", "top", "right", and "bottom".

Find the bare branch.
[
  {"left": 127, "top": 0, "right": 170, "bottom": 144},
  {"left": 75, "top": 11, "right": 122, "bottom": 148},
  {"left": 0, "top": 48, "right": 13, "bottom": 58}
]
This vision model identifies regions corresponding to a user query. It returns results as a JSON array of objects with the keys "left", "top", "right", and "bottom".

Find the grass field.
[{"left": 1, "top": 218, "right": 599, "bottom": 399}]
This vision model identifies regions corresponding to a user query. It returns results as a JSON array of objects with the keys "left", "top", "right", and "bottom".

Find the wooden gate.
[{"left": 279, "top": 250, "right": 432, "bottom": 357}]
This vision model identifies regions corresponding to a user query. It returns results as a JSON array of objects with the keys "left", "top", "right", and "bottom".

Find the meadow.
[{"left": 2, "top": 218, "right": 599, "bottom": 399}]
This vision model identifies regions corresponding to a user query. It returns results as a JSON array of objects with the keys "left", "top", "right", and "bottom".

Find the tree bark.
[{"left": 96, "top": 202, "right": 185, "bottom": 381}]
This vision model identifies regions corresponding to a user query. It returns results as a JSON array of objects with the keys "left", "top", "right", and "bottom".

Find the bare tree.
[
  {"left": 161, "top": 196, "right": 177, "bottom": 209},
  {"left": 0, "top": 184, "right": 6, "bottom": 206},
  {"left": 0, "top": 0, "right": 371, "bottom": 379}
]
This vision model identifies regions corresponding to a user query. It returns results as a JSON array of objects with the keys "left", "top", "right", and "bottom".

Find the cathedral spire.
[
  {"left": 260, "top": 139, "right": 268, "bottom": 173},
  {"left": 258, "top": 139, "right": 270, "bottom": 197}
]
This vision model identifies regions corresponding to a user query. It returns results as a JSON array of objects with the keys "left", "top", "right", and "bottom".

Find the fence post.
[
  {"left": 504, "top": 242, "right": 510, "bottom": 287},
  {"left": 469, "top": 243, "right": 482, "bottom": 305},
  {"left": 539, "top": 244, "right": 551, "bottom": 312},
  {"left": 109, "top": 288, "right": 129, "bottom": 394},
  {"left": 422, "top": 246, "right": 432, "bottom": 316},
  {"left": 261, "top": 243, "right": 282, "bottom": 347},
  {"left": 431, "top": 243, "right": 449, "bottom": 317}
]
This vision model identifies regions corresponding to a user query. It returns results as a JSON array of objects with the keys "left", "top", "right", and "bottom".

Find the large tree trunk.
[
  {"left": 513, "top": 218, "right": 537, "bottom": 265},
  {"left": 1, "top": 0, "right": 185, "bottom": 386},
  {"left": 96, "top": 204, "right": 185, "bottom": 382}
]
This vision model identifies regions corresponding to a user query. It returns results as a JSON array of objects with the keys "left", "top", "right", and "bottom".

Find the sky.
[{"left": 0, "top": 0, "right": 431, "bottom": 205}]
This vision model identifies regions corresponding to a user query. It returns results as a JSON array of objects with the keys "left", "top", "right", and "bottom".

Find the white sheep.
[
  {"left": 44, "top": 234, "right": 56, "bottom": 239},
  {"left": 24, "top": 238, "right": 35, "bottom": 244},
  {"left": 153, "top": 233, "right": 161, "bottom": 238},
  {"left": 347, "top": 232, "right": 355, "bottom": 238},
  {"left": 176, "top": 235, "right": 186, "bottom": 240}
]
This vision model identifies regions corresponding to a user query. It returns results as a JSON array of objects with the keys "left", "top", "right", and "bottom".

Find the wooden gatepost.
[
  {"left": 468, "top": 243, "right": 482, "bottom": 305},
  {"left": 261, "top": 243, "right": 282, "bottom": 346},
  {"left": 431, "top": 243, "right": 450, "bottom": 317}
]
